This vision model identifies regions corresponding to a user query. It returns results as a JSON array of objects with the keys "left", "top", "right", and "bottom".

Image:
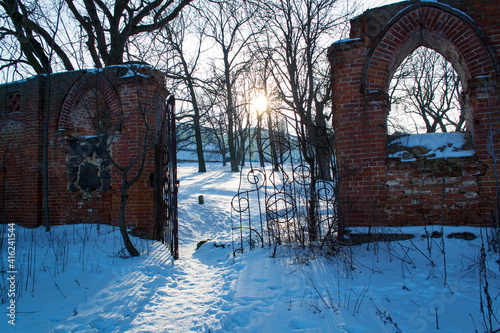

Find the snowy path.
[
  {"left": 48, "top": 165, "right": 243, "bottom": 332},
  {"left": 122, "top": 165, "right": 349, "bottom": 332},
  {"left": 2, "top": 164, "right": 499, "bottom": 333},
  {"left": 128, "top": 242, "right": 233, "bottom": 332},
  {"left": 127, "top": 165, "right": 241, "bottom": 332}
]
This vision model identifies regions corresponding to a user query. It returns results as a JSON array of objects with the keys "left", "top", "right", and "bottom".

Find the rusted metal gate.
[{"left": 154, "top": 95, "right": 179, "bottom": 259}]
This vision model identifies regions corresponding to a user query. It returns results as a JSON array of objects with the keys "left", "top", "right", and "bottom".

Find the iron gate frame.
[{"left": 155, "top": 95, "right": 179, "bottom": 259}]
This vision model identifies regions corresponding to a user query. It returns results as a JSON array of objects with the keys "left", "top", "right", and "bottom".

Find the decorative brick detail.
[
  {"left": 58, "top": 72, "right": 123, "bottom": 133},
  {"left": 7, "top": 94, "right": 20, "bottom": 112},
  {"left": 328, "top": 0, "right": 500, "bottom": 227}
]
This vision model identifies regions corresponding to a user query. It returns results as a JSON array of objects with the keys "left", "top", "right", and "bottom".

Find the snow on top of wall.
[
  {"left": 83, "top": 64, "right": 153, "bottom": 78},
  {"left": 331, "top": 38, "right": 362, "bottom": 44},
  {"left": 388, "top": 132, "right": 475, "bottom": 162},
  {"left": 120, "top": 69, "right": 149, "bottom": 78}
]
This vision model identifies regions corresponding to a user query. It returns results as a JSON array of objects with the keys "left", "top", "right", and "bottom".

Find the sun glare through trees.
[{"left": 251, "top": 94, "right": 268, "bottom": 114}]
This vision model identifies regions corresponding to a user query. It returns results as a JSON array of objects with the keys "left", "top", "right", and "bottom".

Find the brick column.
[
  {"left": 468, "top": 77, "right": 500, "bottom": 220},
  {"left": 330, "top": 39, "right": 389, "bottom": 228}
]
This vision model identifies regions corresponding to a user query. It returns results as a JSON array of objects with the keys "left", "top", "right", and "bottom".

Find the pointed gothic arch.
[
  {"left": 362, "top": 1, "right": 498, "bottom": 94},
  {"left": 58, "top": 72, "right": 123, "bottom": 134}
]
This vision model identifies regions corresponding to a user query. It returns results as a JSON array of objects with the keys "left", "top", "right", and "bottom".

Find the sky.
[{"left": 362, "top": 0, "right": 404, "bottom": 10}]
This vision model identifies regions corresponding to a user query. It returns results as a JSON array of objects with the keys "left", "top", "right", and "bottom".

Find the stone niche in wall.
[{"left": 67, "top": 135, "right": 112, "bottom": 193}]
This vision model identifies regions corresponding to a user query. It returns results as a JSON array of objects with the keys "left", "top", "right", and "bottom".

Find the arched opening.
[
  {"left": 58, "top": 72, "right": 122, "bottom": 134},
  {"left": 60, "top": 75, "right": 117, "bottom": 194},
  {"left": 388, "top": 46, "right": 464, "bottom": 135},
  {"left": 329, "top": 0, "right": 500, "bottom": 226},
  {"left": 387, "top": 46, "right": 475, "bottom": 161}
]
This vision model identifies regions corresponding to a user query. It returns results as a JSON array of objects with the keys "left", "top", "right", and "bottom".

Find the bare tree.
[
  {"left": 204, "top": 93, "right": 230, "bottom": 166},
  {"left": 248, "top": 33, "right": 281, "bottom": 170},
  {"left": 162, "top": 8, "right": 207, "bottom": 172},
  {"left": 0, "top": 0, "right": 74, "bottom": 76},
  {"left": 76, "top": 68, "right": 166, "bottom": 257},
  {"left": 259, "top": 0, "right": 350, "bottom": 179},
  {"left": 0, "top": 0, "right": 192, "bottom": 78},
  {"left": 258, "top": 0, "right": 350, "bottom": 242},
  {"left": 388, "top": 46, "right": 464, "bottom": 134},
  {"left": 0, "top": 0, "right": 69, "bottom": 231},
  {"left": 200, "top": 0, "right": 257, "bottom": 172}
]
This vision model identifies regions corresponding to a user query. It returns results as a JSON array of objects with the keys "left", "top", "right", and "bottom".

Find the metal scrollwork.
[
  {"left": 161, "top": 95, "right": 179, "bottom": 259},
  {"left": 230, "top": 114, "right": 338, "bottom": 255}
]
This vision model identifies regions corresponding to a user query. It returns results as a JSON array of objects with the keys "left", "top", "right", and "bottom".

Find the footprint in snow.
[
  {"left": 232, "top": 263, "right": 245, "bottom": 271},
  {"left": 142, "top": 275, "right": 168, "bottom": 289},
  {"left": 267, "top": 284, "right": 282, "bottom": 290},
  {"left": 171, "top": 269, "right": 189, "bottom": 276},
  {"left": 288, "top": 318, "right": 321, "bottom": 330},
  {"left": 253, "top": 306, "right": 273, "bottom": 313},
  {"left": 155, "top": 289, "right": 168, "bottom": 296},
  {"left": 253, "top": 278, "right": 269, "bottom": 283}
]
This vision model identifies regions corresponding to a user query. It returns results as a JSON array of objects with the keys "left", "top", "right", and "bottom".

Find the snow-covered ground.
[
  {"left": 388, "top": 132, "right": 475, "bottom": 161},
  {"left": 1, "top": 163, "right": 499, "bottom": 332}
]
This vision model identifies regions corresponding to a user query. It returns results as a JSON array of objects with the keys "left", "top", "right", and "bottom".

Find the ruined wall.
[
  {"left": 328, "top": 0, "right": 500, "bottom": 227},
  {"left": 384, "top": 158, "right": 488, "bottom": 225},
  {"left": 0, "top": 66, "right": 168, "bottom": 234}
]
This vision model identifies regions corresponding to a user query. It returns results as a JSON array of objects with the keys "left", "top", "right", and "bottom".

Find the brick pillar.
[
  {"left": 330, "top": 39, "right": 389, "bottom": 228},
  {"left": 468, "top": 77, "right": 500, "bottom": 221}
]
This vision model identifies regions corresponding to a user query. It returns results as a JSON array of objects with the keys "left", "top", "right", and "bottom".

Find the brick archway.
[
  {"left": 328, "top": 0, "right": 500, "bottom": 227},
  {"left": 362, "top": 1, "right": 498, "bottom": 94},
  {"left": 58, "top": 72, "right": 123, "bottom": 133}
]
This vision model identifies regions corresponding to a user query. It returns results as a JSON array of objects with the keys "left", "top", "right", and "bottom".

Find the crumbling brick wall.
[
  {"left": 0, "top": 65, "right": 168, "bottom": 234},
  {"left": 328, "top": 0, "right": 500, "bottom": 227}
]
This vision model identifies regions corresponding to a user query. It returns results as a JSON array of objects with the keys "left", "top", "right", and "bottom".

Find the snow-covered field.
[{"left": 1, "top": 163, "right": 499, "bottom": 332}]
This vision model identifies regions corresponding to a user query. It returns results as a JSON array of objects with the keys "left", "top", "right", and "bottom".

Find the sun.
[{"left": 251, "top": 94, "right": 268, "bottom": 113}]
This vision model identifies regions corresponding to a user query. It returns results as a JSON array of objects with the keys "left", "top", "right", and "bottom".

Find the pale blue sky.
[{"left": 362, "top": 0, "right": 404, "bottom": 11}]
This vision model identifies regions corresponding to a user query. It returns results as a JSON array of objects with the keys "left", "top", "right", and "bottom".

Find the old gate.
[{"left": 154, "top": 95, "right": 179, "bottom": 259}]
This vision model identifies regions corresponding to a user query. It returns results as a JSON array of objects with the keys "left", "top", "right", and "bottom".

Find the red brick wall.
[
  {"left": 384, "top": 158, "right": 488, "bottom": 225},
  {"left": 328, "top": 0, "right": 500, "bottom": 227},
  {"left": 0, "top": 66, "right": 168, "bottom": 234}
]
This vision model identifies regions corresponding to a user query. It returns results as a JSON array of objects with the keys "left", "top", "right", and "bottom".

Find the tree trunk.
[
  {"left": 314, "top": 112, "right": 332, "bottom": 181},
  {"left": 194, "top": 120, "right": 206, "bottom": 172},
  {"left": 267, "top": 109, "right": 279, "bottom": 171},
  {"left": 182, "top": 52, "right": 206, "bottom": 172},
  {"left": 228, "top": 113, "right": 238, "bottom": 172},
  {"left": 256, "top": 114, "right": 265, "bottom": 168},
  {"left": 119, "top": 178, "right": 140, "bottom": 257},
  {"left": 223, "top": 48, "right": 239, "bottom": 172},
  {"left": 308, "top": 161, "right": 318, "bottom": 243}
]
